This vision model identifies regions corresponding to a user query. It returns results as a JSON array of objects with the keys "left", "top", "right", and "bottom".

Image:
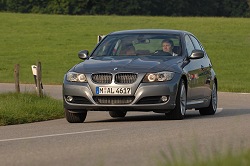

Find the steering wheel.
[{"left": 154, "top": 50, "right": 172, "bottom": 56}]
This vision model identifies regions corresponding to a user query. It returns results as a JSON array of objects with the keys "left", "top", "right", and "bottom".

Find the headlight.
[
  {"left": 66, "top": 72, "right": 87, "bottom": 82},
  {"left": 142, "top": 71, "right": 174, "bottom": 82}
]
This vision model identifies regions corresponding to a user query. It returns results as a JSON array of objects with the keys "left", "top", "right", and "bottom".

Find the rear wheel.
[
  {"left": 166, "top": 79, "right": 186, "bottom": 120},
  {"left": 109, "top": 111, "right": 127, "bottom": 118},
  {"left": 199, "top": 82, "right": 217, "bottom": 115},
  {"left": 65, "top": 109, "right": 87, "bottom": 123}
]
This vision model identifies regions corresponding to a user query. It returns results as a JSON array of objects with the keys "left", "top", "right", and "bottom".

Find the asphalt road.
[{"left": 0, "top": 83, "right": 250, "bottom": 166}]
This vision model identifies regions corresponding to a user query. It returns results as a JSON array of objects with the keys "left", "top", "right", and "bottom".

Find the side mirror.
[
  {"left": 78, "top": 50, "right": 89, "bottom": 60},
  {"left": 189, "top": 50, "right": 204, "bottom": 59}
]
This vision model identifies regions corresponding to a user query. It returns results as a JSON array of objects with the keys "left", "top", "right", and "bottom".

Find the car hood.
[{"left": 73, "top": 56, "right": 183, "bottom": 73}]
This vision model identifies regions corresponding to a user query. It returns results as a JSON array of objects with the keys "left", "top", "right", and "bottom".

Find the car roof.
[{"left": 109, "top": 29, "right": 190, "bottom": 35}]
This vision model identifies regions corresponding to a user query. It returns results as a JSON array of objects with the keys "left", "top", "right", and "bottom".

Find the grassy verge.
[
  {"left": 0, "top": 13, "right": 250, "bottom": 92},
  {"left": 0, "top": 92, "right": 63, "bottom": 126},
  {"left": 159, "top": 150, "right": 250, "bottom": 166}
]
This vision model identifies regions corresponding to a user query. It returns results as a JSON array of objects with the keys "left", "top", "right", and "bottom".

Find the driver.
[{"left": 161, "top": 39, "right": 178, "bottom": 56}]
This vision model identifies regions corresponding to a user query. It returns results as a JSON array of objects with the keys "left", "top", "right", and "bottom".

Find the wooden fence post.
[
  {"left": 14, "top": 64, "right": 20, "bottom": 93},
  {"left": 36, "top": 61, "right": 43, "bottom": 97}
]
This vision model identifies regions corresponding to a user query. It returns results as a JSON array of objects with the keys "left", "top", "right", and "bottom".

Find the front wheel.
[
  {"left": 199, "top": 82, "right": 217, "bottom": 115},
  {"left": 65, "top": 109, "right": 87, "bottom": 123},
  {"left": 166, "top": 79, "right": 187, "bottom": 120},
  {"left": 109, "top": 111, "right": 127, "bottom": 118}
]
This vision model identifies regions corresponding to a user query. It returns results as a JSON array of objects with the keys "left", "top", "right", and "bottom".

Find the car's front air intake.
[
  {"left": 92, "top": 73, "right": 112, "bottom": 84},
  {"left": 91, "top": 73, "right": 137, "bottom": 84},
  {"left": 115, "top": 73, "right": 137, "bottom": 84},
  {"left": 93, "top": 96, "right": 134, "bottom": 104}
]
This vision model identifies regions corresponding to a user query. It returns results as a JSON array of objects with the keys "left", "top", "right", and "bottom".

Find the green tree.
[
  {"left": 5, "top": 0, "right": 33, "bottom": 12},
  {"left": 218, "top": 0, "right": 249, "bottom": 16},
  {"left": 0, "top": 0, "right": 7, "bottom": 10},
  {"left": 46, "top": 0, "right": 70, "bottom": 14},
  {"left": 67, "top": 0, "right": 90, "bottom": 15},
  {"left": 1, "top": 0, "right": 249, "bottom": 17}
]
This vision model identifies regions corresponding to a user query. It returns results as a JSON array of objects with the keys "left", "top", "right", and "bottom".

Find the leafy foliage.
[{"left": 0, "top": 0, "right": 249, "bottom": 17}]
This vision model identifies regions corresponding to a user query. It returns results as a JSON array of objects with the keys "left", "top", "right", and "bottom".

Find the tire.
[
  {"left": 109, "top": 111, "right": 127, "bottom": 118},
  {"left": 199, "top": 82, "right": 217, "bottom": 115},
  {"left": 166, "top": 79, "right": 187, "bottom": 120},
  {"left": 65, "top": 109, "right": 87, "bottom": 123}
]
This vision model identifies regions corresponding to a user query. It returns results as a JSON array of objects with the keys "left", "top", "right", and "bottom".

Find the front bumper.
[{"left": 63, "top": 76, "right": 180, "bottom": 112}]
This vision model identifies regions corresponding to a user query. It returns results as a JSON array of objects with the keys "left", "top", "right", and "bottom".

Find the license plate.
[{"left": 96, "top": 87, "right": 131, "bottom": 95}]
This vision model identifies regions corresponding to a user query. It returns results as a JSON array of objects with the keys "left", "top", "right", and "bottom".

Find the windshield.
[{"left": 92, "top": 34, "right": 181, "bottom": 57}]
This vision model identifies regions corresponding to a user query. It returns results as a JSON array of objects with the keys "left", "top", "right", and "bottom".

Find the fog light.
[
  {"left": 161, "top": 96, "right": 168, "bottom": 102},
  {"left": 66, "top": 96, "right": 73, "bottom": 102}
]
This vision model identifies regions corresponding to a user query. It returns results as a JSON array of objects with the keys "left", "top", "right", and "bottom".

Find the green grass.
[
  {"left": 0, "top": 92, "right": 63, "bottom": 126},
  {"left": 159, "top": 149, "right": 250, "bottom": 166},
  {"left": 0, "top": 13, "right": 250, "bottom": 92}
]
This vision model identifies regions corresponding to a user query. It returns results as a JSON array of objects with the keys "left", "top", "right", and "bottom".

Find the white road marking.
[
  {"left": 0, "top": 108, "right": 224, "bottom": 143},
  {"left": 0, "top": 129, "right": 110, "bottom": 143}
]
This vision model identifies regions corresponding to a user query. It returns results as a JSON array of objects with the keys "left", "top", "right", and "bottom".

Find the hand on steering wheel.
[{"left": 154, "top": 50, "right": 172, "bottom": 56}]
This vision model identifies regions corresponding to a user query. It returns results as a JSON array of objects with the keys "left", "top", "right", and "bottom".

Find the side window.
[
  {"left": 190, "top": 35, "right": 202, "bottom": 50},
  {"left": 185, "top": 35, "right": 194, "bottom": 56},
  {"left": 190, "top": 35, "right": 208, "bottom": 58}
]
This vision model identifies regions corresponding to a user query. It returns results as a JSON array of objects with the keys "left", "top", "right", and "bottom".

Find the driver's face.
[{"left": 162, "top": 42, "right": 172, "bottom": 52}]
